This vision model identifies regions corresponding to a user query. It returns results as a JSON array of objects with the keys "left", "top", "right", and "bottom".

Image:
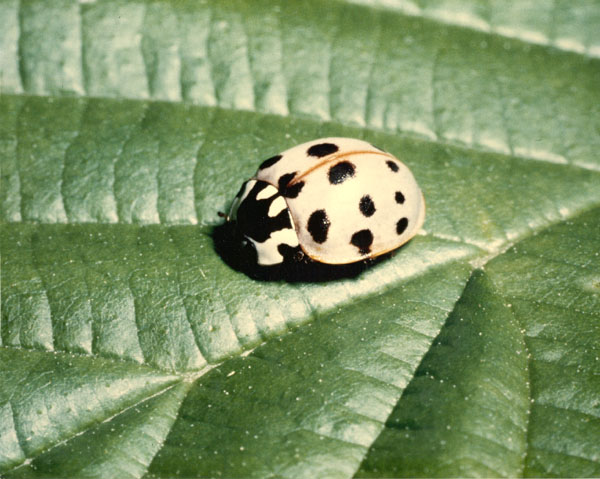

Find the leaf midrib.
[
  {"left": 2, "top": 379, "right": 183, "bottom": 476},
  {"left": 485, "top": 272, "right": 533, "bottom": 477},
  {"left": 4, "top": 205, "right": 598, "bottom": 478},
  {"left": 3, "top": 200, "right": 598, "bottom": 374}
]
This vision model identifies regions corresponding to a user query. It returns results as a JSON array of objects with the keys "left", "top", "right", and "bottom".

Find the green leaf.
[
  {"left": 357, "top": 207, "right": 600, "bottom": 477},
  {"left": 1, "top": 0, "right": 599, "bottom": 477},
  {"left": 0, "top": 348, "right": 179, "bottom": 472}
]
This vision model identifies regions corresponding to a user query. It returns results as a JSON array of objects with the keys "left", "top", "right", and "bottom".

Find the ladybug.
[{"left": 221, "top": 138, "right": 425, "bottom": 277}]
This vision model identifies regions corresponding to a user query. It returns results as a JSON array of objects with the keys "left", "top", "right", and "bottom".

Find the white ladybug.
[{"left": 225, "top": 138, "right": 425, "bottom": 269}]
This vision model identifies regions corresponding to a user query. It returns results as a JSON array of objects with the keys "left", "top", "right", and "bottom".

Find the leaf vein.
[
  {"left": 535, "top": 400, "right": 600, "bottom": 421},
  {"left": 8, "top": 400, "right": 28, "bottom": 460},
  {"left": 3, "top": 380, "right": 181, "bottom": 475}
]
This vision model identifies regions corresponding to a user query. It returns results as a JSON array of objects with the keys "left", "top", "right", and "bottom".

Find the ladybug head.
[{"left": 227, "top": 180, "right": 299, "bottom": 266}]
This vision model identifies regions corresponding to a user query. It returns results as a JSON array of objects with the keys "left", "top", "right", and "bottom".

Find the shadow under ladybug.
[{"left": 212, "top": 221, "right": 393, "bottom": 283}]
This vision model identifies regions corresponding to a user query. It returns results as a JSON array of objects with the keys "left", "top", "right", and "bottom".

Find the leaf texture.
[{"left": 1, "top": 0, "right": 599, "bottom": 477}]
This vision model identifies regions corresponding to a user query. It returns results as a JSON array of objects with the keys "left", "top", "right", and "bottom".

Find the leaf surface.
[
  {"left": 1, "top": 0, "right": 599, "bottom": 477},
  {"left": 357, "top": 207, "right": 600, "bottom": 477}
]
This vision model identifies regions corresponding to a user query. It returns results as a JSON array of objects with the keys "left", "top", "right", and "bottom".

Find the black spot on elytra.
[
  {"left": 396, "top": 217, "right": 409, "bottom": 235},
  {"left": 328, "top": 161, "right": 356, "bottom": 185},
  {"left": 236, "top": 181, "right": 292, "bottom": 243},
  {"left": 283, "top": 182, "right": 304, "bottom": 198},
  {"left": 307, "top": 209, "right": 330, "bottom": 244},
  {"left": 259, "top": 154, "right": 282, "bottom": 170},
  {"left": 278, "top": 172, "right": 296, "bottom": 189},
  {"left": 386, "top": 160, "right": 399, "bottom": 172},
  {"left": 307, "top": 142, "right": 339, "bottom": 157},
  {"left": 350, "top": 229, "right": 373, "bottom": 255},
  {"left": 395, "top": 191, "right": 405, "bottom": 204},
  {"left": 359, "top": 195, "right": 376, "bottom": 217},
  {"left": 278, "top": 172, "right": 305, "bottom": 198}
]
